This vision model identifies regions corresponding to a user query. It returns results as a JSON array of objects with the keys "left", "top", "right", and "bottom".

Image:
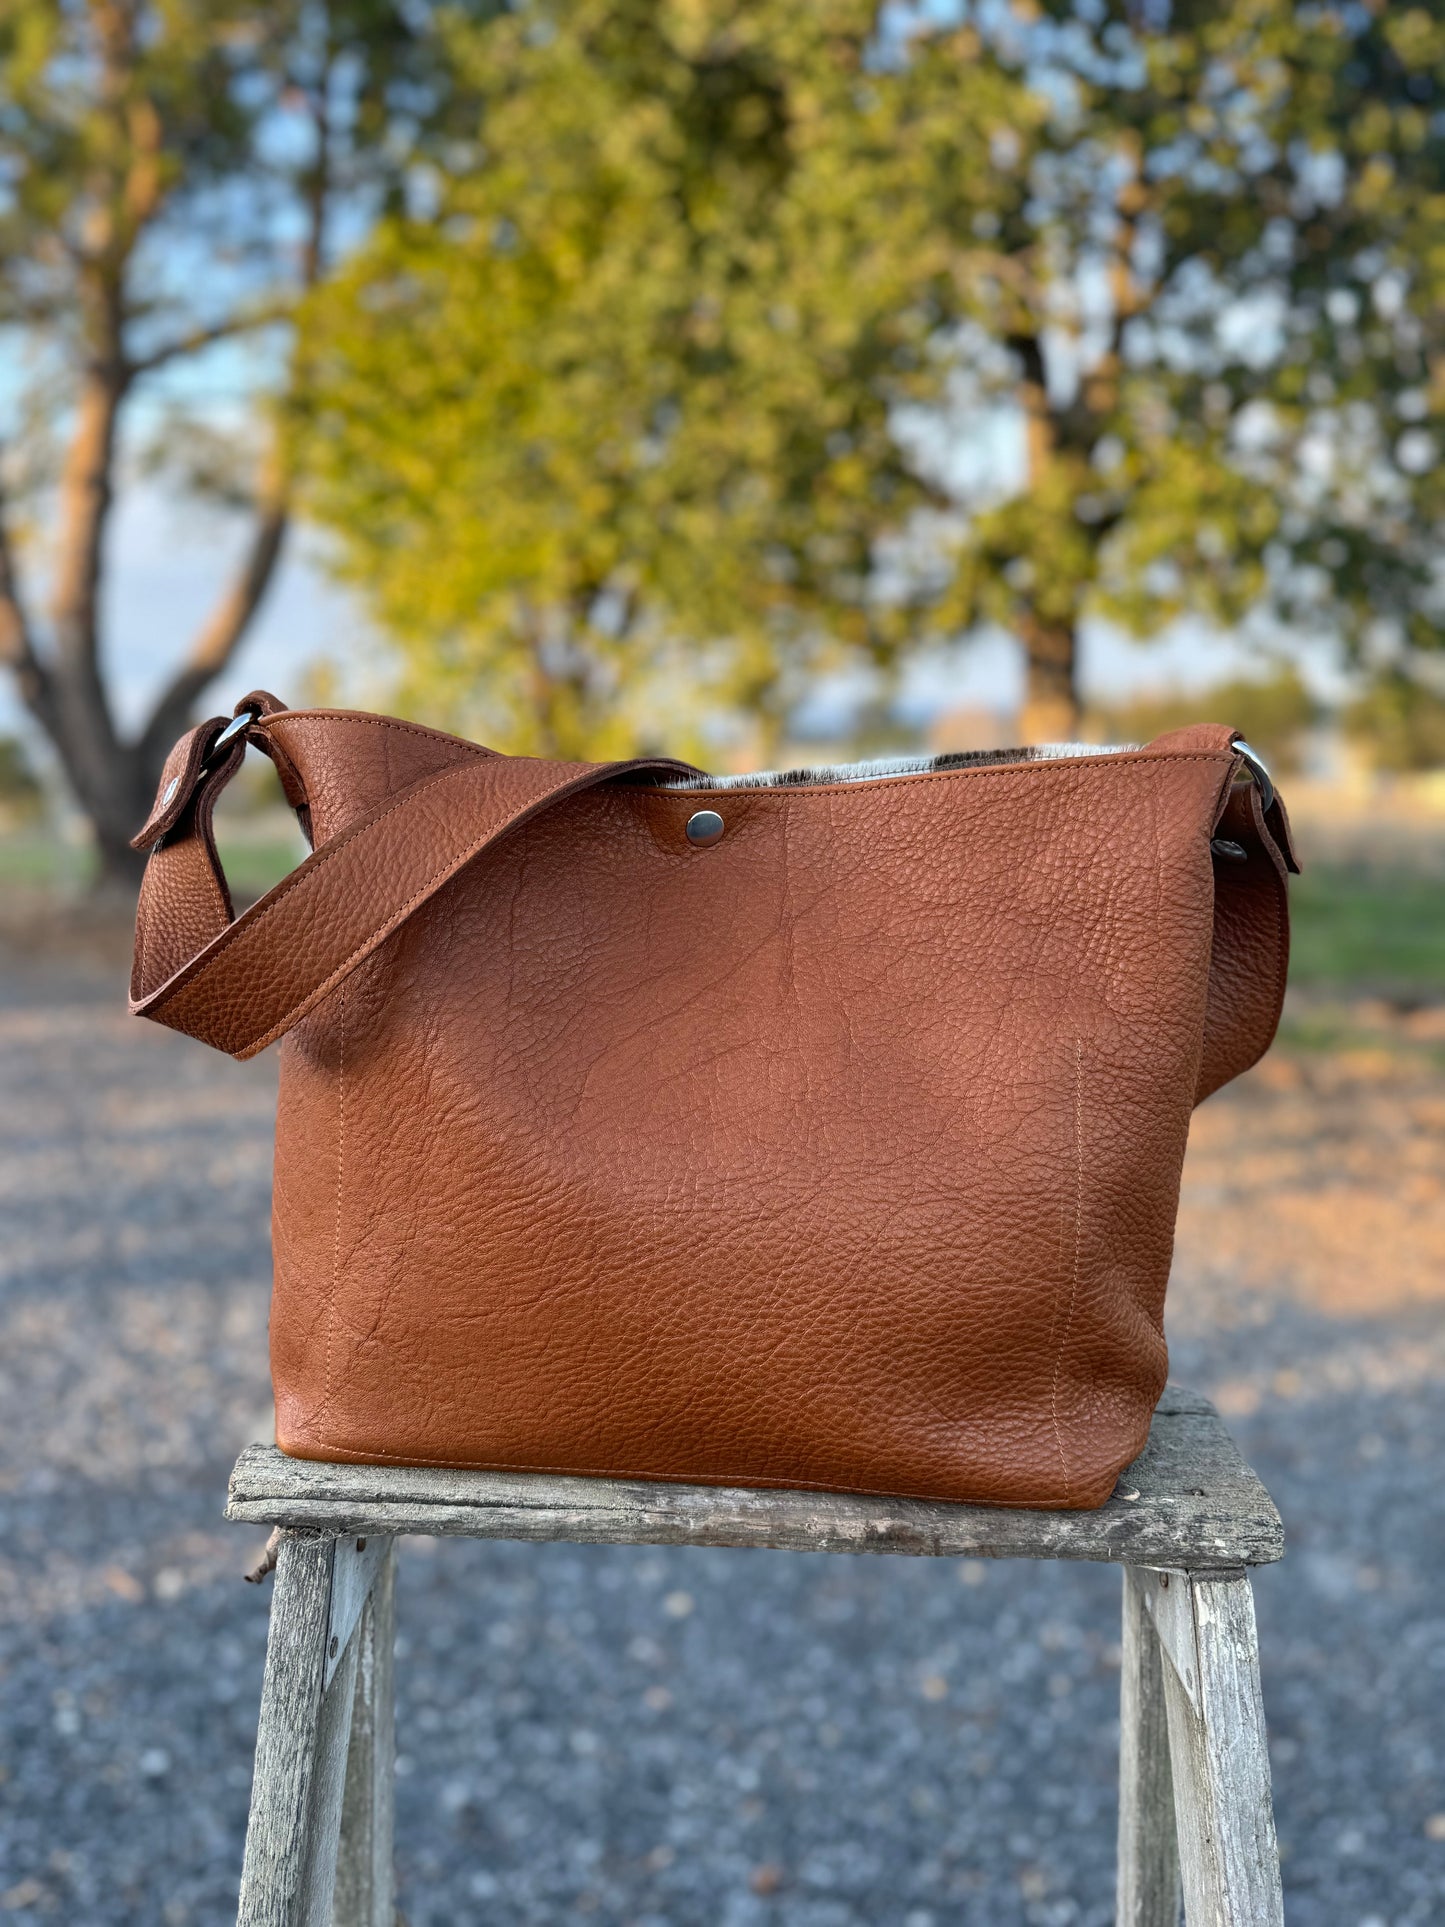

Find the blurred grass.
[
  {"left": 0, "top": 822, "right": 306, "bottom": 904},
  {"left": 213, "top": 836, "right": 307, "bottom": 901},
  {"left": 1289, "top": 865, "right": 1445, "bottom": 997},
  {"left": 0, "top": 829, "right": 95, "bottom": 890}
]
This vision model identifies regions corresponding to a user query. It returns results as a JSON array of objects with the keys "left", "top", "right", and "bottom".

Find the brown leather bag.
[{"left": 130, "top": 695, "right": 1296, "bottom": 1509}]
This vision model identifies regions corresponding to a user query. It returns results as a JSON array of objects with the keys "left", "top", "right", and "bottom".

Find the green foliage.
[
  {"left": 292, "top": 1, "right": 1445, "bottom": 754},
  {"left": 296, "top": 1, "right": 1041, "bottom": 756},
  {"left": 1090, "top": 668, "right": 1316, "bottom": 774},
  {"left": 1344, "top": 670, "right": 1445, "bottom": 773},
  {"left": 1194, "top": 0, "right": 1445, "bottom": 664}
]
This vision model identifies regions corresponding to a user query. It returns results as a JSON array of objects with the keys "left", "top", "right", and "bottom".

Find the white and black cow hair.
[{"left": 654, "top": 744, "right": 1135, "bottom": 791}]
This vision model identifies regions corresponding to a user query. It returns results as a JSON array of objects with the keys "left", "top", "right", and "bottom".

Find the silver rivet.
[
  {"left": 161, "top": 777, "right": 179, "bottom": 807},
  {"left": 685, "top": 809, "right": 725, "bottom": 847}
]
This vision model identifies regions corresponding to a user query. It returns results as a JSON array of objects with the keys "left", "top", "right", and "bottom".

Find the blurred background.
[{"left": 0, "top": 2, "right": 1442, "bottom": 1923}]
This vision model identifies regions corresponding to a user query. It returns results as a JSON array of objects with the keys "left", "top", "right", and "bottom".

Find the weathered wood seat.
[{"left": 226, "top": 1385, "right": 1285, "bottom": 1925}]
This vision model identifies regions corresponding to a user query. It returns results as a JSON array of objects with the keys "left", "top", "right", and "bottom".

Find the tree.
[
  {"left": 1345, "top": 669, "right": 1445, "bottom": 773},
  {"left": 294, "top": 0, "right": 1040, "bottom": 761},
  {"left": 929, "top": 4, "right": 1283, "bottom": 740},
  {"left": 938, "top": 0, "right": 1445, "bottom": 739},
  {"left": 0, "top": 0, "right": 469, "bottom": 885},
  {"left": 1213, "top": 2, "right": 1445, "bottom": 686}
]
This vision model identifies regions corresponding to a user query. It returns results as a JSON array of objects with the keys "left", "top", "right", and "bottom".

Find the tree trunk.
[
  {"left": 35, "top": 365, "right": 186, "bottom": 892},
  {"left": 89, "top": 752, "right": 156, "bottom": 892},
  {"left": 521, "top": 600, "right": 603, "bottom": 759},
  {"left": 44, "top": 368, "right": 146, "bottom": 879},
  {"left": 1006, "top": 332, "right": 1085, "bottom": 747},
  {"left": 1019, "top": 613, "right": 1081, "bottom": 744}
]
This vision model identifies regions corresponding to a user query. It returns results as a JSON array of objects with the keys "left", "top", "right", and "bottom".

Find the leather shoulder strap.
[{"left": 130, "top": 701, "right": 698, "bottom": 1059}]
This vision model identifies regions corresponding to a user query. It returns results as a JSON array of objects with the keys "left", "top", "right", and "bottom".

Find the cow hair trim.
[{"left": 653, "top": 743, "right": 1137, "bottom": 792}]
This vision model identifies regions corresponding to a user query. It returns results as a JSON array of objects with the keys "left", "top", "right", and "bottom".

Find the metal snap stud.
[{"left": 685, "top": 809, "right": 725, "bottom": 847}]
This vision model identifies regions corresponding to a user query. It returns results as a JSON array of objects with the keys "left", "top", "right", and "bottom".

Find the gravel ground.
[{"left": 0, "top": 912, "right": 1441, "bottom": 1926}]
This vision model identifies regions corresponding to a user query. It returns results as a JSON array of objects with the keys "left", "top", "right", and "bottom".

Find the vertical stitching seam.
[
  {"left": 1049, "top": 1038, "right": 1083, "bottom": 1502},
  {"left": 326, "top": 984, "right": 347, "bottom": 1413}
]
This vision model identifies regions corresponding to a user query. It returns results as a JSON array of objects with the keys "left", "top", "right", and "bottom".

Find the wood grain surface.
[{"left": 227, "top": 1386, "right": 1283, "bottom": 1568}]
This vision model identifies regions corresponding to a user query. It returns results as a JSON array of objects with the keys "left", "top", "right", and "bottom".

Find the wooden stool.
[{"left": 225, "top": 1386, "right": 1285, "bottom": 1925}]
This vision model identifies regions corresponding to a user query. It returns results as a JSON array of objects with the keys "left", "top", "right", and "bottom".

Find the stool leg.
[
  {"left": 334, "top": 1542, "right": 397, "bottom": 1926},
  {"left": 1142, "top": 1568, "right": 1284, "bottom": 1927},
  {"left": 1118, "top": 1568, "right": 1181, "bottom": 1926},
  {"left": 238, "top": 1535, "right": 360, "bottom": 1927}
]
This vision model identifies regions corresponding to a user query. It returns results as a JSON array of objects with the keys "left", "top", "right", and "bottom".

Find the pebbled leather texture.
[{"left": 129, "top": 704, "right": 1295, "bottom": 1509}]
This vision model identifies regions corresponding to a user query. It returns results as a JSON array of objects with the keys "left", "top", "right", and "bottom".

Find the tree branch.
[{"left": 129, "top": 308, "right": 290, "bottom": 379}]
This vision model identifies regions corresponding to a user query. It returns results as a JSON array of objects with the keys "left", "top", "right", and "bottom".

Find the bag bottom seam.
[{"left": 274, "top": 1433, "right": 1130, "bottom": 1512}]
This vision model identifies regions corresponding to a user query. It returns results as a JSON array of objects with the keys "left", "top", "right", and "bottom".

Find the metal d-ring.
[
  {"left": 205, "top": 706, "right": 259, "bottom": 766},
  {"left": 1231, "top": 740, "right": 1274, "bottom": 813}
]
